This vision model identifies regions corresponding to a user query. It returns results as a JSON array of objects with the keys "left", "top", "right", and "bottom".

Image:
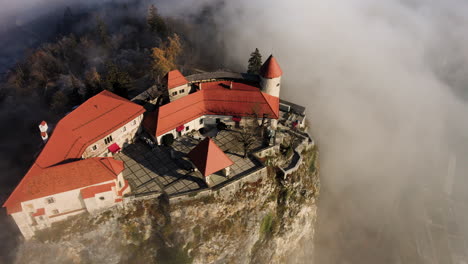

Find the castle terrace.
[{"left": 114, "top": 129, "right": 264, "bottom": 196}]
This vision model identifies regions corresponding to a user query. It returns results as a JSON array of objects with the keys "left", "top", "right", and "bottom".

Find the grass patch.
[
  {"left": 260, "top": 212, "right": 275, "bottom": 239},
  {"left": 156, "top": 246, "right": 193, "bottom": 264}
]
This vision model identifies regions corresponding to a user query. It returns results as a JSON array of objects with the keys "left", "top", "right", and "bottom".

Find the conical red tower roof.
[
  {"left": 165, "top": 70, "right": 188, "bottom": 89},
  {"left": 260, "top": 55, "right": 282, "bottom": 78},
  {"left": 187, "top": 137, "right": 234, "bottom": 177}
]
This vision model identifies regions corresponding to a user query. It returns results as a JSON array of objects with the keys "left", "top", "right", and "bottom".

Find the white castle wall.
[
  {"left": 168, "top": 84, "right": 189, "bottom": 102},
  {"left": 83, "top": 190, "right": 117, "bottom": 213},
  {"left": 260, "top": 76, "right": 281, "bottom": 98},
  {"left": 12, "top": 175, "right": 127, "bottom": 239},
  {"left": 83, "top": 114, "right": 143, "bottom": 158}
]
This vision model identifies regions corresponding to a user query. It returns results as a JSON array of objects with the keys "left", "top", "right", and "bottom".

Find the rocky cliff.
[{"left": 14, "top": 147, "right": 319, "bottom": 264}]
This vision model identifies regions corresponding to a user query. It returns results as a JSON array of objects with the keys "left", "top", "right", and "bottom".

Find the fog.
[
  {"left": 203, "top": 0, "right": 468, "bottom": 262},
  {"left": 2, "top": 0, "right": 468, "bottom": 263}
]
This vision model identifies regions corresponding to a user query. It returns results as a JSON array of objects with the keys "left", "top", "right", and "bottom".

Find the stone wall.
[
  {"left": 168, "top": 166, "right": 268, "bottom": 204},
  {"left": 82, "top": 115, "right": 143, "bottom": 158},
  {"left": 280, "top": 130, "right": 315, "bottom": 177}
]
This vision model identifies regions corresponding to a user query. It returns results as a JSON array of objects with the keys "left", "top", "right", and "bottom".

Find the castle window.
[
  {"left": 276, "top": 83, "right": 280, "bottom": 87},
  {"left": 99, "top": 197, "right": 105, "bottom": 200},
  {"left": 199, "top": 118, "right": 204, "bottom": 125},
  {"left": 92, "top": 145, "right": 98, "bottom": 151},
  {"left": 180, "top": 89, "right": 185, "bottom": 93},
  {"left": 132, "top": 120, "right": 137, "bottom": 126},
  {"left": 45, "top": 197, "right": 55, "bottom": 204},
  {"left": 172, "top": 91, "right": 178, "bottom": 96},
  {"left": 186, "top": 126, "right": 189, "bottom": 131},
  {"left": 122, "top": 126, "right": 126, "bottom": 132},
  {"left": 119, "top": 181, "right": 122, "bottom": 188},
  {"left": 52, "top": 209, "right": 59, "bottom": 215},
  {"left": 104, "top": 135, "right": 113, "bottom": 145}
]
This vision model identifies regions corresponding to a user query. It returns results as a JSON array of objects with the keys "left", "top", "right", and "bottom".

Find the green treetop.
[{"left": 247, "top": 48, "right": 263, "bottom": 74}]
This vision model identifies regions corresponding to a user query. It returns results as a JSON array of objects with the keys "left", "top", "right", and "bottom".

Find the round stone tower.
[{"left": 259, "top": 55, "right": 282, "bottom": 98}]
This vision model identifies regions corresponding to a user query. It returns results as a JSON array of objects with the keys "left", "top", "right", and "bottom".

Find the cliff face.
[{"left": 14, "top": 147, "right": 319, "bottom": 264}]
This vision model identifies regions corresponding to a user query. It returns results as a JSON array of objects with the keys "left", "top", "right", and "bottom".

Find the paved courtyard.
[{"left": 115, "top": 129, "right": 264, "bottom": 196}]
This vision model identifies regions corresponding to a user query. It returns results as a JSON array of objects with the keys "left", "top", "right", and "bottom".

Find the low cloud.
[{"left": 203, "top": 0, "right": 468, "bottom": 262}]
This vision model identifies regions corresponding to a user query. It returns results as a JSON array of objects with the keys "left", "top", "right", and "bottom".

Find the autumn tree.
[
  {"left": 69, "top": 75, "right": 83, "bottom": 106},
  {"left": 95, "top": 17, "right": 109, "bottom": 45},
  {"left": 12, "top": 65, "right": 28, "bottom": 92},
  {"left": 103, "top": 63, "right": 131, "bottom": 98},
  {"left": 247, "top": 48, "right": 262, "bottom": 74},
  {"left": 147, "top": 4, "right": 167, "bottom": 36},
  {"left": 50, "top": 90, "right": 69, "bottom": 113},
  {"left": 84, "top": 68, "right": 102, "bottom": 99},
  {"left": 235, "top": 117, "right": 259, "bottom": 158},
  {"left": 151, "top": 34, "right": 182, "bottom": 79}
]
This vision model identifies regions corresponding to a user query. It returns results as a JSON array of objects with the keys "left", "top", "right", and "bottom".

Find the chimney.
[
  {"left": 199, "top": 82, "right": 202, "bottom": 90},
  {"left": 39, "top": 121, "right": 48, "bottom": 142},
  {"left": 229, "top": 81, "right": 233, "bottom": 89}
]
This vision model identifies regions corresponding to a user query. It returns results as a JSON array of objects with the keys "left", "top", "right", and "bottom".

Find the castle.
[{"left": 3, "top": 55, "right": 306, "bottom": 239}]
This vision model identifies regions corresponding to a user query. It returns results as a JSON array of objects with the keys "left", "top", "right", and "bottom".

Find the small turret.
[
  {"left": 165, "top": 70, "right": 189, "bottom": 102},
  {"left": 39, "top": 121, "right": 48, "bottom": 142},
  {"left": 259, "top": 55, "right": 282, "bottom": 98}
]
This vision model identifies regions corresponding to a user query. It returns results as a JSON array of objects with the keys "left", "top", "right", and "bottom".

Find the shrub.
[
  {"left": 161, "top": 134, "right": 174, "bottom": 146},
  {"left": 285, "top": 146, "right": 294, "bottom": 159},
  {"left": 260, "top": 212, "right": 275, "bottom": 239}
]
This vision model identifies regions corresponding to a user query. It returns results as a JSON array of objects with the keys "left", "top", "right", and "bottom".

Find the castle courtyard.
[{"left": 115, "top": 129, "right": 264, "bottom": 196}]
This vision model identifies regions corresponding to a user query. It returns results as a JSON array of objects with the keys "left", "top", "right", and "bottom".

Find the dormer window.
[
  {"left": 172, "top": 91, "right": 178, "bottom": 96},
  {"left": 180, "top": 89, "right": 185, "bottom": 93},
  {"left": 92, "top": 145, "right": 98, "bottom": 151},
  {"left": 104, "top": 135, "right": 113, "bottom": 145}
]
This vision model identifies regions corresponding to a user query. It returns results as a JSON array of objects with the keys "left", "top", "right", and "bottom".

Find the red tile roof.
[
  {"left": 3, "top": 158, "right": 123, "bottom": 214},
  {"left": 34, "top": 90, "right": 144, "bottom": 169},
  {"left": 188, "top": 138, "right": 234, "bottom": 177},
  {"left": 32, "top": 208, "right": 45, "bottom": 217},
  {"left": 117, "top": 180, "right": 129, "bottom": 196},
  {"left": 3, "top": 91, "right": 143, "bottom": 214},
  {"left": 165, "top": 70, "right": 188, "bottom": 89},
  {"left": 143, "top": 81, "right": 279, "bottom": 137},
  {"left": 80, "top": 182, "right": 116, "bottom": 199},
  {"left": 260, "top": 55, "right": 282, "bottom": 79}
]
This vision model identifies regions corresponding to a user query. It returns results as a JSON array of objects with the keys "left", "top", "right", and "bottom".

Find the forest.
[
  {"left": 0, "top": 2, "right": 228, "bottom": 260},
  {"left": 1, "top": 1, "right": 226, "bottom": 114}
]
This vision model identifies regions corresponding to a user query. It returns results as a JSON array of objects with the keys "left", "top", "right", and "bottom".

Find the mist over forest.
[{"left": 1, "top": 0, "right": 468, "bottom": 263}]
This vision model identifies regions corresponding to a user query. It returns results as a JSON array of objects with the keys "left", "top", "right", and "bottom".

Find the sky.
[{"left": 2, "top": 0, "right": 468, "bottom": 263}]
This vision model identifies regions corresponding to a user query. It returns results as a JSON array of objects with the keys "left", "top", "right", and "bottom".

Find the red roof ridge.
[
  {"left": 260, "top": 55, "right": 282, "bottom": 79},
  {"left": 98, "top": 158, "right": 124, "bottom": 176},
  {"left": 165, "top": 70, "right": 188, "bottom": 89},
  {"left": 33, "top": 91, "right": 144, "bottom": 168},
  {"left": 143, "top": 81, "right": 280, "bottom": 137},
  {"left": 188, "top": 137, "right": 234, "bottom": 177},
  {"left": 260, "top": 92, "right": 280, "bottom": 119},
  {"left": 80, "top": 182, "right": 115, "bottom": 199},
  {"left": 3, "top": 157, "right": 123, "bottom": 215}
]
